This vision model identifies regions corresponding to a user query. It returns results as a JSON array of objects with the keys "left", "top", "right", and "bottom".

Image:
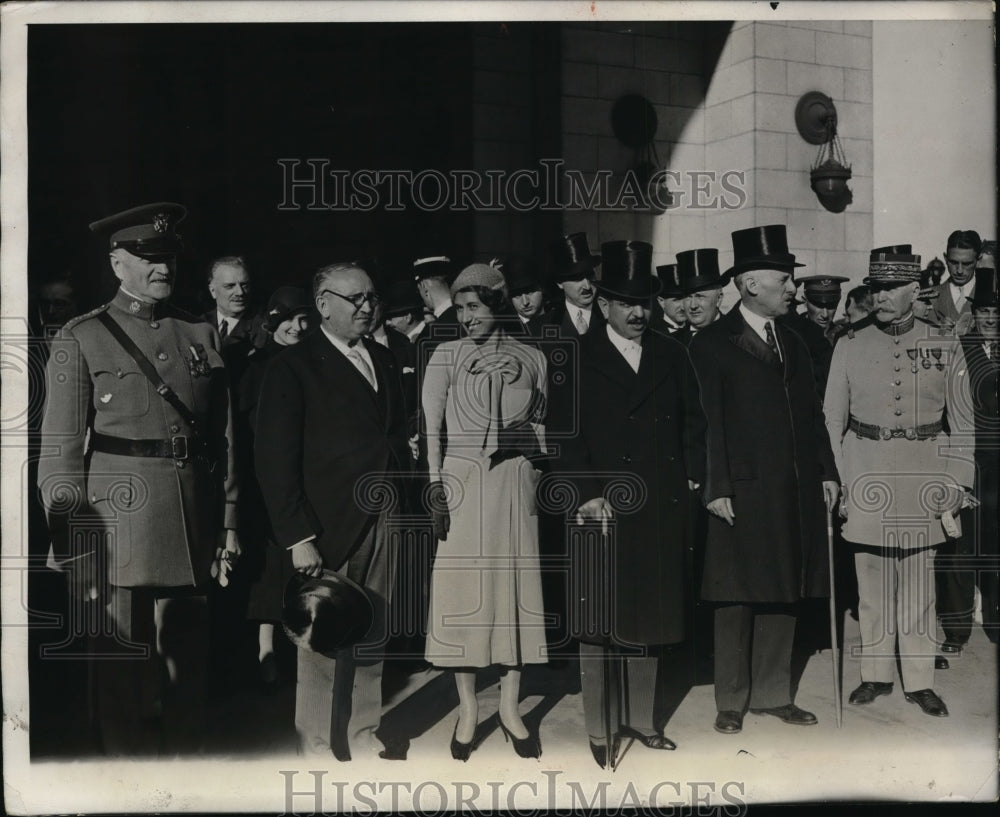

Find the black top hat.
[
  {"left": 677, "top": 248, "right": 726, "bottom": 295},
  {"left": 381, "top": 277, "right": 424, "bottom": 318},
  {"left": 496, "top": 255, "right": 543, "bottom": 295},
  {"left": 282, "top": 570, "right": 375, "bottom": 656},
  {"left": 655, "top": 263, "right": 683, "bottom": 298},
  {"left": 550, "top": 232, "right": 602, "bottom": 282},
  {"left": 412, "top": 253, "right": 454, "bottom": 283},
  {"left": 265, "top": 286, "right": 313, "bottom": 333},
  {"left": 972, "top": 267, "right": 999, "bottom": 309},
  {"left": 797, "top": 275, "right": 849, "bottom": 307},
  {"left": 725, "top": 225, "right": 805, "bottom": 278},
  {"left": 89, "top": 201, "right": 186, "bottom": 258},
  {"left": 596, "top": 240, "right": 660, "bottom": 300}
]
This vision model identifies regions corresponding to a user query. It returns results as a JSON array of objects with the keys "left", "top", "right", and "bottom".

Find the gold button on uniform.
[{"left": 157, "top": 352, "right": 168, "bottom": 361}]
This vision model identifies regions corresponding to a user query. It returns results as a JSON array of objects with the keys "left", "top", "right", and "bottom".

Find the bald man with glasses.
[{"left": 254, "top": 262, "right": 411, "bottom": 760}]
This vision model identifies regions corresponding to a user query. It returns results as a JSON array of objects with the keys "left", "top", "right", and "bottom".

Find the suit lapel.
[
  {"left": 630, "top": 332, "right": 675, "bottom": 411},
  {"left": 774, "top": 320, "right": 797, "bottom": 383},
  {"left": 590, "top": 328, "right": 638, "bottom": 395},
  {"left": 725, "top": 306, "right": 781, "bottom": 370},
  {"left": 310, "top": 333, "right": 383, "bottom": 419}
]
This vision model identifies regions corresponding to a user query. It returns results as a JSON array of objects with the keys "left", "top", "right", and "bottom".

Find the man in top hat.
[
  {"left": 675, "top": 248, "right": 727, "bottom": 346},
  {"left": 563, "top": 240, "right": 707, "bottom": 765},
  {"left": 824, "top": 246, "right": 975, "bottom": 717},
  {"left": 254, "top": 261, "right": 410, "bottom": 759},
  {"left": 500, "top": 255, "right": 550, "bottom": 339},
  {"left": 688, "top": 225, "right": 840, "bottom": 735},
  {"left": 919, "top": 230, "right": 982, "bottom": 335},
  {"left": 549, "top": 232, "right": 604, "bottom": 338},
  {"left": 37, "top": 202, "right": 240, "bottom": 755},
  {"left": 960, "top": 266, "right": 1000, "bottom": 643},
  {"left": 654, "top": 262, "right": 688, "bottom": 335}
]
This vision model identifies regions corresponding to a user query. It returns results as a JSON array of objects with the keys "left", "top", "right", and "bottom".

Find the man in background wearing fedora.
[
  {"left": 653, "top": 262, "right": 688, "bottom": 336},
  {"left": 565, "top": 240, "right": 706, "bottom": 765},
  {"left": 825, "top": 246, "right": 974, "bottom": 717},
  {"left": 38, "top": 202, "right": 240, "bottom": 755},
  {"left": 689, "top": 225, "right": 839, "bottom": 735},
  {"left": 254, "top": 262, "right": 411, "bottom": 759},
  {"left": 549, "top": 232, "right": 604, "bottom": 339},
  {"left": 675, "top": 248, "right": 728, "bottom": 346},
  {"left": 500, "top": 254, "right": 550, "bottom": 339}
]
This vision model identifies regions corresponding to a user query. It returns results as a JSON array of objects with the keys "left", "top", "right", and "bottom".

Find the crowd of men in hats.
[{"left": 36, "top": 201, "right": 998, "bottom": 764}]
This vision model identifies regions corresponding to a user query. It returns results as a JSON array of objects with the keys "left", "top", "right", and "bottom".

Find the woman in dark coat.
[{"left": 239, "top": 287, "right": 314, "bottom": 684}]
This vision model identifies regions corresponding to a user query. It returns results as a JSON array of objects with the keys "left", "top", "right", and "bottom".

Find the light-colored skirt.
[{"left": 425, "top": 453, "right": 549, "bottom": 668}]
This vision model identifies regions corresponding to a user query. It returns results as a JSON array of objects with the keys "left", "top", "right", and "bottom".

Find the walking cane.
[
  {"left": 826, "top": 506, "right": 843, "bottom": 728},
  {"left": 600, "top": 516, "right": 627, "bottom": 770}
]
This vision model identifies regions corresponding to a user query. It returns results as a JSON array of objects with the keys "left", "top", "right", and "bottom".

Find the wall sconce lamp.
[
  {"left": 611, "top": 94, "right": 673, "bottom": 213},
  {"left": 795, "top": 91, "right": 853, "bottom": 213}
]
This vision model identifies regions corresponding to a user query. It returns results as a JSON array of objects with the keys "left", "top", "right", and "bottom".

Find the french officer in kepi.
[
  {"left": 38, "top": 202, "right": 240, "bottom": 755},
  {"left": 824, "top": 245, "right": 975, "bottom": 718}
]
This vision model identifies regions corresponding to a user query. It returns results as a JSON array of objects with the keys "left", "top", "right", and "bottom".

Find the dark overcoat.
[
  {"left": 254, "top": 330, "right": 411, "bottom": 570},
  {"left": 688, "top": 304, "right": 838, "bottom": 603},
  {"left": 560, "top": 327, "right": 707, "bottom": 646}
]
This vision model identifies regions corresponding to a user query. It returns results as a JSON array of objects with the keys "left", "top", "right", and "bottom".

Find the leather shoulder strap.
[{"left": 96, "top": 311, "right": 201, "bottom": 433}]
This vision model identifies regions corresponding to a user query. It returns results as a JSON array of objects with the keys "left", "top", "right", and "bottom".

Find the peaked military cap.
[
  {"left": 89, "top": 201, "right": 186, "bottom": 258},
  {"left": 797, "top": 274, "right": 849, "bottom": 307},
  {"left": 865, "top": 244, "right": 922, "bottom": 286}
]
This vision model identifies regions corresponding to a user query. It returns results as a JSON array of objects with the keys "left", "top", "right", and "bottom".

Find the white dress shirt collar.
[
  {"left": 739, "top": 302, "right": 776, "bottom": 344},
  {"left": 606, "top": 325, "right": 643, "bottom": 373},
  {"left": 320, "top": 324, "right": 378, "bottom": 390}
]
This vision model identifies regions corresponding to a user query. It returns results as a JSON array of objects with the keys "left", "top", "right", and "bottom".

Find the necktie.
[
  {"left": 219, "top": 319, "right": 229, "bottom": 340},
  {"left": 988, "top": 341, "right": 999, "bottom": 361},
  {"left": 623, "top": 341, "right": 641, "bottom": 373},
  {"left": 764, "top": 321, "right": 782, "bottom": 363},
  {"left": 347, "top": 346, "right": 376, "bottom": 389},
  {"left": 574, "top": 309, "right": 589, "bottom": 335}
]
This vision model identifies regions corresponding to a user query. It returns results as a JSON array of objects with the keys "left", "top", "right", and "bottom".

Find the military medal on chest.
[
  {"left": 187, "top": 344, "right": 211, "bottom": 377},
  {"left": 906, "top": 348, "right": 919, "bottom": 373}
]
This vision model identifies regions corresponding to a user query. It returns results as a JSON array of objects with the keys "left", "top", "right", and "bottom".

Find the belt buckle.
[
  {"left": 880, "top": 427, "right": 892, "bottom": 441},
  {"left": 171, "top": 435, "right": 189, "bottom": 461}
]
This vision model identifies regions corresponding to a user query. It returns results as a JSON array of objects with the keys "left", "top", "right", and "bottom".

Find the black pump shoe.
[
  {"left": 450, "top": 722, "right": 476, "bottom": 762},
  {"left": 498, "top": 717, "right": 541, "bottom": 759}
]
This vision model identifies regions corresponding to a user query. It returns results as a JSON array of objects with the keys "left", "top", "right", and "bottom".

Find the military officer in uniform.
[
  {"left": 38, "top": 202, "right": 240, "bottom": 755},
  {"left": 783, "top": 275, "right": 848, "bottom": 397},
  {"left": 824, "top": 246, "right": 975, "bottom": 718}
]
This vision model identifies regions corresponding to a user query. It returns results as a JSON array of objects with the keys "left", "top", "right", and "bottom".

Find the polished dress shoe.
[
  {"left": 904, "top": 688, "right": 949, "bottom": 717},
  {"left": 619, "top": 725, "right": 677, "bottom": 750},
  {"left": 848, "top": 681, "right": 893, "bottom": 705},
  {"left": 588, "top": 736, "right": 621, "bottom": 769},
  {"left": 748, "top": 703, "right": 818, "bottom": 725},
  {"left": 935, "top": 655, "right": 950, "bottom": 670},
  {"left": 714, "top": 710, "right": 743, "bottom": 734},
  {"left": 940, "top": 640, "right": 964, "bottom": 654}
]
